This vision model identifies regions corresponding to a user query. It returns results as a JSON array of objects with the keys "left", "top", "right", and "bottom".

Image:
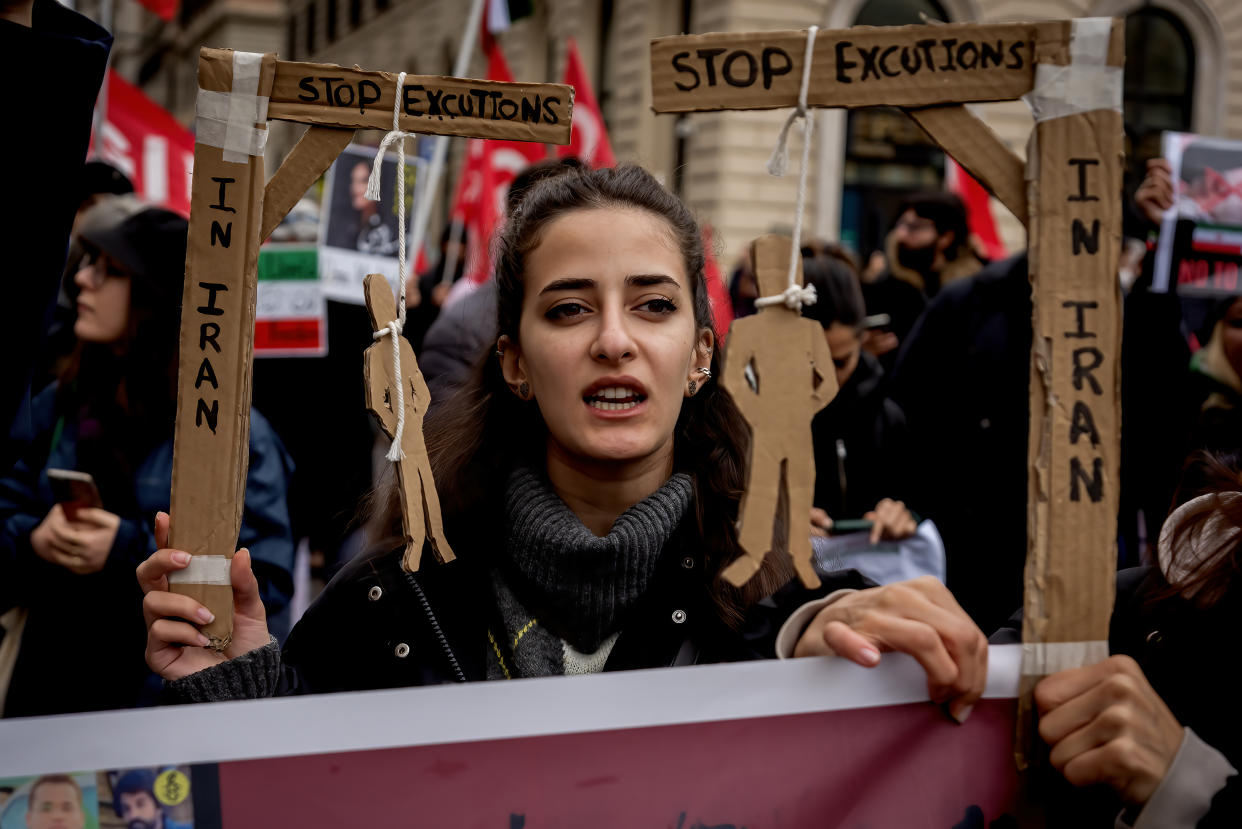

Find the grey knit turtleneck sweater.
[{"left": 488, "top": 467, "right": 693, "bottom": 678}]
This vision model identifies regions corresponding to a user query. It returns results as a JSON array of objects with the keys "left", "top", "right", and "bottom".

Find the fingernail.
[
  {"left": 953, "top": 704, "right": 974, "bottom": 724},
  {"left": 197, "top": 634, "right": 210, "bottom": 647},
  {"left": 172, "top": 551, "right": 190, "bottom": 565},
  {"left": 196, "top": 607, "right": 215, "bottom": 624},
  {"left": 859, "top": 647, "right": 880, "bottom": 666}
]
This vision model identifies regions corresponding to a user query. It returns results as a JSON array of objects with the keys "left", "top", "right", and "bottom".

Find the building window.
[
  {"left": 376, "top": 0, "right": 389, "bottom": 10},
  {"left": 349, "top": 0, "right": 361, "bottom": 27},
  {"left": 841, "top": 0, "right": 948, "bottom": 257},
  {"left": 1123, "top": 7, "right": 1195, "bottom": 195},
  {"left": 286, "top": 14, "right": 297, "bottom": 60},
  {"left": 305, "top": 2, "right": 316, "bottom": 54},
  {"left": 326, "top": 0, "right": 337, "bottom": 42}
]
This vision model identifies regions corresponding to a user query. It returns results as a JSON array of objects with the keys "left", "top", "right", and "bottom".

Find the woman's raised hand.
[
  {"left": 793, "top": 575, "right": 987, "bottom": 723},
  {"left": 137, "top": 512, "right": 272, "bottom": 680}
]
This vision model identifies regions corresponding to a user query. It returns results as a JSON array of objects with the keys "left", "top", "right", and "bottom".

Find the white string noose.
[
  {"left": 755, "top": 26, "right": 819, "bottom": 312},
  {"left": 367, "top": 71, "right": 415, "bottom": 461}
]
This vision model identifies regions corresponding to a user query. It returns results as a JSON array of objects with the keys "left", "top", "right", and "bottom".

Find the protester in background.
[
  {"left": 404, "top": 221, "right": 469, "bottom": 354},
  {"left": 799, "top": 250, "right": 915, "bottom": 539},
  {"left": 139, "top": 165, "right": 987, "bottom": 725},
  {"left": 888, "top": 253, "right": 1032, "bottom": 632},
  {"left": 860, "top": 192, "right": 982, "bottom": 373},
  {"left": 421, "top": 157, "right": 584, "bottom": 401},
  {"left": 727, "top": 250, "right": 758, "bottom": 320},
  {"left": 2, "top": 0, "right": 111, "bottom": 469},
  {"left": 0, "top": 208, "right": 295, "bottom": 717}
]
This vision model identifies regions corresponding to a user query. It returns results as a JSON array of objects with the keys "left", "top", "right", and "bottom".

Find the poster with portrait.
[
  {"left": 0, "top": 773, "right": 99, "bottom": 829},
  {"left": 318, "top": 143, "right": 427, "bottom": 305},
  {"left": 1152, "top": 132, "right": 1242, "bottom": 296}
]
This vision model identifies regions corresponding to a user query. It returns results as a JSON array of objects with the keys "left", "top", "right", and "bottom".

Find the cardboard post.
[
  {"left": 719, "top": 236, "right": 838, "bottom": 590},
  {"left": 1016, "top": 18, "right": 1124, "bottom": 769},
  {"left": 651, "top": 20, "right": 1124, "bottom": 768},
  {"left": 361, "top": 274, "right": 455, "bottom": 571},
  {"left": 171, "top": 47, "right": 572, "bottom": 647}
]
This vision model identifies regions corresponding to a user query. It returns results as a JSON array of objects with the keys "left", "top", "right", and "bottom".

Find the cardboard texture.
[
  {"left": 169, "top": 48, "right": 278, "bottom": 648},
  {"left": 720, "top": 236, "right": 838, "bottom": 590},
  {"left": 260, "top": 125, "right": 356, "bottom": 241},
  {"left": 1015, "top": 22, "right": 1124, "bottom": 770},
  {"left": 906, "top": 104, "right": 1029, "bottom": 227},
  {"left": 362, "top": 275, "right": 455, "bottom": 571},
  {"left": 648, "top": 22, "right": 1079, "bottom": 113},
  {"left": 268, "top": 61, "right": 574, "bottom": 144}
]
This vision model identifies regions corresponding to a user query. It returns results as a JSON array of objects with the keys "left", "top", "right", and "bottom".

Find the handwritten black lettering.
[
  {"left": 197, "top": 282, "right": 228, "bottom": 316},
  {"left": 497, "top": 98, "right": 518, "bottom": 120},
  {"left": 916, "top": 39, "right": 937, "bottom": 71},
  {"left": 957, "top": 41, "right": 979, "bottom": 69},
  {"left": 1062, "top": 300, "right": 1098, "bottom": 339},
  {"left": 403, "top": 84, "right": 424, "bottom": 116},
  {"left": 1069, "top": 401, "right": 1100, "bottom": 446},
  {"left": 358, "top": 80, "right": 381, "bottom": 114},
  {"left": 835, "top": 41, "right": 857, "bottom": 83},
  {"left": 900, "top": 45, "right": 923, "bottom": 74},
  {"left": 209, "top": 177, "right": 236, "bottom": 213},
  {"left": 297, "top": 77, "right": 318, "bottom": 103},
  {"left": 1072, "top": 347, "right": 1104, "bottom": 395},
  {"left": 333, "top": 83, "right": 354, "bottom": 108},
  {"left": 210, "top": 221, "right": 231, "bottom": 248},
  {"left": 696, "top": 47, "right": 727, "bottom": 86},
  {"left": 879, "top": 45, "right": 900, "bottom": 77},
  {"left": 761, "top": 47, "right": 792, "bottom": 89},
  {"left": 938, "top": 38, "right": 958, "bottom": 71},
  {"left": 1069, "top": 456, "right": 1104, "bottom": 502},
  {"left": 980, "top": 40, "right": 1004, "bottom": 68},
  {"left": 194, "top": 357, "right": 219, "bottom": 391},
  {"left": 196, "top": 398, "right": 219, "bottom": 434},
  {"left": 723, "top": 50, "right": 757, "bottom": 87},
  {"left": 1068, "top": 158, "right": 1100, "bottom": 202},
  {"left": 673, "top": 51, "right": 700, "bottom": 91},
  {"left": 520, "top": 95, "right": 541, "bottom": 123},
  {"left": 858, "top": 45, "right": 882, "bottom": 81},
  {"left": 1007, "top": 41, "right": 1026, "bottom": 69},
  {"left": 199, "top": 322, "right": 221, "bottom": 353},
  {"left": 1072, "top": 219, "right": 1101, "bottom": 255},
  {"left": 542, "top": 96, "right": 560, "bottom": 124}
]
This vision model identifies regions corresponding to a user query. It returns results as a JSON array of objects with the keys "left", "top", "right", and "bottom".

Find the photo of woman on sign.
[{"left": 138, "top": 164, "right": 987, "bottom": 721}]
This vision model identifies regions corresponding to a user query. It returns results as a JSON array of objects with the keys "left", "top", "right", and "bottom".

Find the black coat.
[
  {"left": 888, "top": 255, "right": 1032, "bottom": 632},
  {"left": 810, "top": 350, "right": 911, "bottom": 520},
  {"left": 272, "top": 539, "right": 870, "bottom": 693}
]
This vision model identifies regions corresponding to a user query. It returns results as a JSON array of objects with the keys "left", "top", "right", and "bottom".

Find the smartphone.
[
  {"left": 860, "top": 313, "right": 892, "bottom": 331},
  {"left": 47, "top": 469, "right": 102, "bottom": 519},
  {"left": 828, "top": 518, "right": 874, "bottom": 536}
]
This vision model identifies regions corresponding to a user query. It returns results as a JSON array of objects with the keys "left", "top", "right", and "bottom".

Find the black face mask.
[
  {"left": 895, "top": 242, "right": 937, "bottom": 276},
  {"left": 127, "top": 819, "right": 159, "bottom": 829}
]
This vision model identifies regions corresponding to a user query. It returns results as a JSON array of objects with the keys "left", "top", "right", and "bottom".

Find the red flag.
[
  {"left": 90, "top": 71, "right": 195, "bottom": 215},
  {"left": 135, "top": 0, "right": 178, "bottom": 22},
  {"left": 947, "top": 159, "right": 1006, "bottom": 261},
  {"left": 559, "top": 38, "right": 615, "bottom": 168},
  {"left": 450, "top": 49, "right": 545, "bottom": 283},
  {"left": 701, "top": 226, "right": 733, "bottom": 343}
]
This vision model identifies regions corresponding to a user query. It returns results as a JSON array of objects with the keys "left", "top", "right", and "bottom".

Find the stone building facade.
[{"left": 115, "top": 0, "right": 1242, "bottom": 266}]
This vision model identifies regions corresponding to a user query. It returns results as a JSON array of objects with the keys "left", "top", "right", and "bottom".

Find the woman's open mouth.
[{"left": 584, "top": 385, "right": 647, "bottom": 411}]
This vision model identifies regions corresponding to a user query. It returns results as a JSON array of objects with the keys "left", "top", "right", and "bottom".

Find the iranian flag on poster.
[
  {"left": 255, "top": 244, "right": 327, "bottom": 357},
  {"left": 92, "top": 70, "right": 195, "bottom": 216}
]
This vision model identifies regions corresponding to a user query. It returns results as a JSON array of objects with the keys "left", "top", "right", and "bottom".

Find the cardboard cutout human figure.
[
  {"left": 362, "top": 273, "right": 455, "bottom": 572},
  {"left": 720, "top": 235, "right": 838, "bottom": 590}
]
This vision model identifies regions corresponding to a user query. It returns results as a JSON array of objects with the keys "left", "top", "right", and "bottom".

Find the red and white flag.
[
  {"left": 449, "top": 48, "right": 545, "bottom": 284},
  {"left": 947, "top": 158, "right": 1007, "bottom": 262},
  {"left": 559, "top": 38, "right": 615, "bottom": 168},
  {"left": 136, "top": 0, "right": 178, "bottom": 21},
  {"left": 91, "top": 71, "right": 195, "bottom": 216}
]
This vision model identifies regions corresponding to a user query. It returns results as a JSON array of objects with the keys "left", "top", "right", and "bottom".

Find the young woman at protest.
[
  {"left": 138, "top": 165, "right": 986, "bottom": 720},
  {"left": 0, "top": 205, "right": 295, "bottom": 717}
]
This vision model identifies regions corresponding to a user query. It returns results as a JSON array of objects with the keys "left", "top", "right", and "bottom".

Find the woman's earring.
[
  {"left": 687, "top": 380, "right": 697, "bottom": 396},
  {"left": 696, "top": 367, "right": 712, "bottom": 379},
  {"left": 519, "top": 382, "right": 530, "bottom": 400}
]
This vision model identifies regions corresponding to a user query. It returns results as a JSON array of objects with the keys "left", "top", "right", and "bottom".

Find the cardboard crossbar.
[
  {"left": 170, "top": 48, "right": 572, "bottom": 648},
  {"left": 651, "top": 19, "right": 1125, "bottom": 773}
]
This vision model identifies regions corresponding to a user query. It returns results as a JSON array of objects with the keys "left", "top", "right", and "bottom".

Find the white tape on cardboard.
[
  {"left": 168, "top": 555, "right": 232, "bottom": 586},
  {"left": 1021, "top": 640, "right": 1110, "bottom": 675},
  {"left": 195, "top": 51, "right": 270, "bottom": 163},
  {"left": 1023, "top": 18, "right": 1122, "bottom": 123}
]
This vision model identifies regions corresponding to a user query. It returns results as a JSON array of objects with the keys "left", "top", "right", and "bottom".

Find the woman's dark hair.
[
  {"left": 376, "top": 164, "right": 792, "bottom": 625},
  {"left": 800, "top": 252, "right": 866, "bottom": 331},
  {"left": 1156, "top": 450, "right": 1242, "bottom": 608},
  {"left": 57, "top": 208, "right": 186, "bottom": 509}
]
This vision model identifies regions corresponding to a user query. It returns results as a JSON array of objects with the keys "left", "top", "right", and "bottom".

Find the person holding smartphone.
[{"left": 0, "top": 203, "right": 295, "bottom": 717}]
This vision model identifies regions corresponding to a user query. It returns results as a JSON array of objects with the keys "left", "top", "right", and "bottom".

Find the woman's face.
[
  {"left": 73, "top": 249, "right": 130, "bottom": 345},
  {"left": 504, "top": 207, "right": 712, "bottom": 470},
  {"left": 1223, "top": 298, "right": 1242, "bottom": 376},
  {"left": 824, "top": 322, "right": 861, "bottom": 389}
]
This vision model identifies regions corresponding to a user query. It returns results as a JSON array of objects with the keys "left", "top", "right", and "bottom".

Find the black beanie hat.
[{"left": 79, "top": 207, "right": 188, "bottom": 302}]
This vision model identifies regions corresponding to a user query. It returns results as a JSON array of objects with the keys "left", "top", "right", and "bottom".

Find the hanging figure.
[
  {"left": 362, "top": 273, "right": 455, "bottom": 571},
  {"left": 721, "top": 235, "right": 838, "bottom": 589}
]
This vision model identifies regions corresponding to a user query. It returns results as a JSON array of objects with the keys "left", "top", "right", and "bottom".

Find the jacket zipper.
[{"left": 404, "top": 571, "right": 468, "bottom": 682}]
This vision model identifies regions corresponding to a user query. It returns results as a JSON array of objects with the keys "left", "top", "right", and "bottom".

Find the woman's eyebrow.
[
  {"left": 627, "top": 274, "right": 682, "bottom": 289},
  {"left": 539, "top": 277, "right": 596, "bottom": 295}
]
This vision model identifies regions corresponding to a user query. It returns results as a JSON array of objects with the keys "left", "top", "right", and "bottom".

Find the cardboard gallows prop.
[
  {"left": 362, "top": 274, "right": 454, "bottom": 571},
  {"left": 168, "top": 48, "right": 572, "bottom": 648},
  {"left": 720, "top": 235, "right": 838, "bottom": 590}
]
